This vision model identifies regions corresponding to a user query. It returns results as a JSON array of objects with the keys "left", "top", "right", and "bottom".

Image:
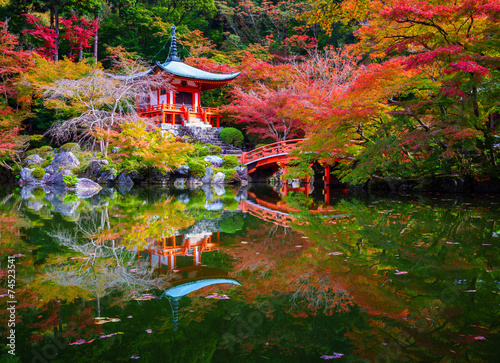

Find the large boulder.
[
  {"left": 116, "top": 172, "right": 134, "bottom": 186},
  {"left": 75, "top": 178, "right": 102, "bottom": 198},
  {"left": 25, "top": 154, "right": 44, "bottom": 166},
  {"left": 212, "top": 172, "right": 225, "bottom": 184},
  {"left": 175, "top": 165, "right": 190, "bottom": 177},
  {"left": 49, "top": 151, "right": 80, "bottom": 171},
  {"left": 20, "top": 168, "right": 37, "bottom": 184},
  {"left": 97, "top": 168, "right": 117, "bottom": 184},
  {"left": 149, "top": 168, "right": 170, "bottom": 184},
  {"left": 201, "top": 167, "right": 213, "bottom": 184},
  {"left": 43, "top": 169, "right": 72, "bottom": 185},
  {"left": 89, "top": 160, "right": 109, "bottom": 178},
  {"left": 204, "top": 155, "right": 223, "bottom": 167},
  {"left": 235, "top": 166, "right": 248, "bottom": 180}
]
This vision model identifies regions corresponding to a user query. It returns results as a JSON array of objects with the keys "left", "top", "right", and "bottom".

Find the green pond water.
[{"left": 1, "top": 184, "right": 500, "bottom": 362}]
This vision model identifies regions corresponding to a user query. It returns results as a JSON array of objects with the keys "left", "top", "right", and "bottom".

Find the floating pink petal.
[
  {"left": 69, "top": 339, "right": 85, "bottom": 345},
  {"left": 395, "top": 271, "right": 408, "bottom": 275},
  {"left": 127, "top": 316, "right": 133, "bottom": 318},
  {"left": 130, "top": 354, "right": 140, "bottom": 359},
  {"left": 13, "top": 254, "right": 25, "bottom": 257},
  {"left": 474, "top": 336, "right": 486, "bottom": 340},
  {"left": 328, "top": 252, "right": 343, "bottom": 256},
  {"left": 321, "top": 352, "right": 344, "bottom": 359},
  {"left": 462, "top": 290, "right": 476, "bottom": 293},
  {"left": 130, "top": 269, "right": 137, "bottom": 273},
  {"left": 146, "top": 329, "right": 152, "bottom": 333}
]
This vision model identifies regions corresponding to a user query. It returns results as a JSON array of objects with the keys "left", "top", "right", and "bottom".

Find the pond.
[{"left": 1, "top": 184, "right": 499, "bottom": 362}]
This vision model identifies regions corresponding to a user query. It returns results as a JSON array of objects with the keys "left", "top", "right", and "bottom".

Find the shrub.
[
  {"left": 224, "top": 169, "right": 239, "bottom": 183},
  {"left": 32, "top": 167, "right": 46, "bottom": 179},
  {"left": 60, "top": 142, "right": 80, "bottom": 152},
  {"left": 220, "top": 127, "right": 244, "bottom": 147},
  {"left": 63, "top": 174, "right": 79, "bottom": 187},
  {"left": 190, "top": 143, "right": 222, "bottom": 157},
  {"left": 188, "top": 160, "right": 206, "bottom": 177},
  {"left": 220, "top": 215, "right": 244, "bottom": 234},
  {"left": 222, "top": 155, "right": 239, "bottom": 169}
]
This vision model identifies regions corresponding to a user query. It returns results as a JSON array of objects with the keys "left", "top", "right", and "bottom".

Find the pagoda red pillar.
[{"left": 324, "top": 165, "right": 330, "bottom": 186}]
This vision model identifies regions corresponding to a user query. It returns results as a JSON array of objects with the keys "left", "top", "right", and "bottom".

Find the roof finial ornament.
[{"left": 167, "top": 24, "right": 181, "bottom": 62}]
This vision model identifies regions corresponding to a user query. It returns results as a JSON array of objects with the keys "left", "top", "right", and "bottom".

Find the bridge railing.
[{"left": 239, "top": 139, "right": 304, "bottom": 165}]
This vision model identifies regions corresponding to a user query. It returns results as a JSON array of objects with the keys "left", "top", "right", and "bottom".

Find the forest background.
[{"left": 1, "top": 0, "right": 499, "bottom": 186}]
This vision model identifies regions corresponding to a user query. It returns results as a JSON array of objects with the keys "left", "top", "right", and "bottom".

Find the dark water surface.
[{"left": 1, "top": 184, "right": 499, "bottom": 362}]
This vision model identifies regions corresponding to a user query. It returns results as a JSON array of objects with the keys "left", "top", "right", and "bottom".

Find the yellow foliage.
[{"left": 17, "top": 54, "right": 99, "bottom": 102}]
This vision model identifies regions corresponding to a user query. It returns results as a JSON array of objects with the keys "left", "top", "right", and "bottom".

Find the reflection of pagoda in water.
[
  {"left": 138, "top": 232, "right": 220, "bottom": 274},
  {"left": 137, "top": 228, "right": 241, "bottom": 331}
]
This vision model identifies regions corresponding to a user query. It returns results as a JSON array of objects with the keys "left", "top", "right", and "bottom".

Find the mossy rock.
[
  {"left": 60, "top": 142, "right": 80, "bottom": 152},
  {"left": 27, "top": 145, "right": 53, "bottom": 158},
  {"left": 222, "top": 155, "right": 239, "bottom": 169},
  {"left": 224, "top": 169, "right": 238, "bottom": 183},
  {"left": 32, "top": 167, "right": 46, "bottom": 179},
  {"left": 187, "top": 160, "right": 206, "bottom": 177}
]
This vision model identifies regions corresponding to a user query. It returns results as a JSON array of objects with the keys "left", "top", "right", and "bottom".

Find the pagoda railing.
[{"left": 137, "top": 103, "right": 223, "bottom": 127}]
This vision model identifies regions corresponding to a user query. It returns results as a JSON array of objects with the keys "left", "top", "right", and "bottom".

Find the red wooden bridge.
[
  {"left": 238, "top": 138, "right": 346, "bottom": 187},
  {"left": 238, "top": 139, "right": 304, "bottom": 174}
]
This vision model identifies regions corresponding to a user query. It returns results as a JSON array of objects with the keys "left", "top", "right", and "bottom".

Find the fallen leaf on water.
[{"left": 462, "top": 290, "right": 476, "bottom": 293}]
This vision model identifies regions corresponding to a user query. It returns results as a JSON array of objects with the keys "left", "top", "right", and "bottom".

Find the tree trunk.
[
  {"left": 93, "top": 13, "right": 99, "bottom": 62},
  {"left": 54, "top": 7, "right": 59, "bottom": 61},
  {"left": 50, "top": 7, "right": 54, "bottom": 30},
  {"left": 78, "top": 19, "right": 83, "bottom": 62}
]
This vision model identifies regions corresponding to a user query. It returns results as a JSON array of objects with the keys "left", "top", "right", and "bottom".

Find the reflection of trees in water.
[
  {"left": 45, "top": 204, "right": 174, "bottom": 313},
  {"left": 289, "top": 276, "right": 354, "bottom": 317}
]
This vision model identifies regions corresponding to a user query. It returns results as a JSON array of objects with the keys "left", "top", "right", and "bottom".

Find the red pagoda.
[{"left": 136, "top": 25, "right": 240, "bottom": 128}]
